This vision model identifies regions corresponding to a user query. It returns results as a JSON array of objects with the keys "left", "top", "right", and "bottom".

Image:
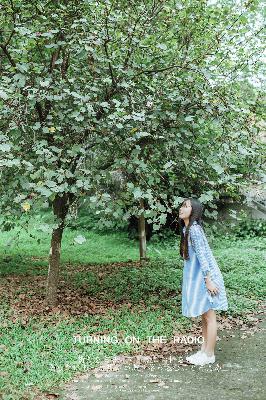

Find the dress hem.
[{"left": 182, "top": 305, "right": 228, "bottom": 318}]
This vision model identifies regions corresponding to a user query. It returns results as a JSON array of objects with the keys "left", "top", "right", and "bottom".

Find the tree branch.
[{"left": 0, "top": 44, "right": 16, "bottom": 67}]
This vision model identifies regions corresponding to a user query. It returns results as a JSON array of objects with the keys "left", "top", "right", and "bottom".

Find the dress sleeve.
[{"left": 189, "top": 225, "right": 211, "bottom": 278}]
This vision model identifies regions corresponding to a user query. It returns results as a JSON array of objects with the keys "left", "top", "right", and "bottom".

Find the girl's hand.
[{"left": 205, "top": 278, "right": 219, "bottom": 296}]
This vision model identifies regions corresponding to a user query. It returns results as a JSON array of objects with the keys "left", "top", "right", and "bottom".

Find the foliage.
[
  {"left": 0, "top": 0, "right": 265, "bottom": 232},
  {"left": 149, "top": 227, "right": 177, "bottom": 244},
  {"left": 230, "top": 218, "right": 266, "bottom": 238}
]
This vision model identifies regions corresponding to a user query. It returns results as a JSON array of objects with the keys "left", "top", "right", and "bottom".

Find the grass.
[
  {"left": 0, "top": 220, "right": 180, "bottom": 276},
  {"left": 0, "top": 216, "right": 265, "bottom": 399}
]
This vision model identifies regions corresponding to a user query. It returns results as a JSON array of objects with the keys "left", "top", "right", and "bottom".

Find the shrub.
[{"left": 231, "top": 218, "right": 266, "bottom": 238}]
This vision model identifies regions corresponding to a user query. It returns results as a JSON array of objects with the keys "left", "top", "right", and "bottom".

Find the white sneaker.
[
  {"left": 188, "top": 352, "right": 215, "bottom": 366},
  {"left": 185, "top": 350, "right": 203, "bottom": 362}
]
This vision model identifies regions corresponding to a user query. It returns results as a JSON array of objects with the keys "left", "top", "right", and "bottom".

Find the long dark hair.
[{"left": 178, "top": 198, "right": 204, "bottom": 260}]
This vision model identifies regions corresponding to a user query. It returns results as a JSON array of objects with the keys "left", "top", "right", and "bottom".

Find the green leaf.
[
  {"left": 100, "top": 102, "right": 110, "bottom": 108},
  {"left": 156, "top": 43, "right": 167, "bottom": 50},
  {"left": 17, "top": 63, "right": 29, "bottom": 73},
  {"left": 40, "top": 80, "right": 50, "bottom": 87},
  {"left": 133, "top": 187, "right": 143, "bottom": 199},
  {"left": 211, "top": 163, "right": 224, "bottom": 174},
  {"left": 32, "top": 122, "right": 41, "bottom": 130},
  {"left": 74, "top": 235, "right": 87, "bottom": 244},
  {"left": 37, "top": 187, "right": 53, "bottom": 197},
  {"left": 0, "top": 90, "right": 8, "bottom": 100},
  {"left": 13, "top": 73, "right": 26, "bottom": 88},
  {"left": 0, "top": 143, "right": 11, "bottom": 152},
  {"left": 135, "top": 131, "right": 150, "bottom": 138}
]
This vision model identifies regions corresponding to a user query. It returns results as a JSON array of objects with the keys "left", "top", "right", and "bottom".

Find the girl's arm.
[{"left": 189, "top": 225, "right": 211, "bottom": 278}]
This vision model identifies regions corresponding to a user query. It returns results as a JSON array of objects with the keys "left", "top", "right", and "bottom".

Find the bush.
[
  {"left": 231, "top": 218, "right": 266, "bottom": 238},
  {"left": 149, "top": 228, "right": 177, "bottom": 244}
]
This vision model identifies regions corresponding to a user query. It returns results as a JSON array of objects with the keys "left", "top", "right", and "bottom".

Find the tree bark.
[
  {"left": 46, "top": 193, "right": 69, "bottom": 307},
  {"left": 138, "top": 198, "right": 148, "bottom": 265}
]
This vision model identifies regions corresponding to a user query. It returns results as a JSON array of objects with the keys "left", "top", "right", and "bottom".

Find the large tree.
[{"left": 0, "top": 0, "right": 265, "bottom": 305}]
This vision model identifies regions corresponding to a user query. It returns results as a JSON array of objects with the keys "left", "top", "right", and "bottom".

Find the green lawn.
[
  {"left": 0, "top": 219, "right": 181, "bottom": 274},
  {"left": 0, "top": 219, "right": 265, "bottom": 399}
]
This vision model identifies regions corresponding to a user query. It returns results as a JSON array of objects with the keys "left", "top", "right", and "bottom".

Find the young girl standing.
[{"left": 179, "top": 197, "right": 228, "bottom": 366}]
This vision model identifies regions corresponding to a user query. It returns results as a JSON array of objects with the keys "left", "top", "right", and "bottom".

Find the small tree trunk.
[
  {"left": 46, "top": 193, "right": 69, "bottom": 307},
  {"left": 138, "top": 198, "right": 147, "bottom": 265}
]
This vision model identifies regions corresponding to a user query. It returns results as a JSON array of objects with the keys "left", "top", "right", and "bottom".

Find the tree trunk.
[
  {"left": 138, "top": 198, "right": 148, "bottom": 265},
  {"left": 46, "top": 193, "right": 69, "bottom": 307}
]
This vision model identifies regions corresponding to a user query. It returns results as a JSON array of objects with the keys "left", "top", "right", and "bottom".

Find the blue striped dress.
[{"left": 181, "top": 221, "right": 228, "bottom": 317}]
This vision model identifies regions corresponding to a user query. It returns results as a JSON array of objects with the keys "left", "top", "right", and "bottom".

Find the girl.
[{"left": 179, "top": 197, "right": 228, "bottom": 366}]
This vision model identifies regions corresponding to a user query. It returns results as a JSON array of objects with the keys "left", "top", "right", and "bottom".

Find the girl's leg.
[
  {"left": 201, "top": 314, "right": 208, "bottom": 351},
  {"left": 202, "top": 309, "right": 217, "bottom": 356}
]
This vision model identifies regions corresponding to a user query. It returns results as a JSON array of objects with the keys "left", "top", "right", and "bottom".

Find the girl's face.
[{"left": 179, "top": 200, "right": 192, "bottom": 219}]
